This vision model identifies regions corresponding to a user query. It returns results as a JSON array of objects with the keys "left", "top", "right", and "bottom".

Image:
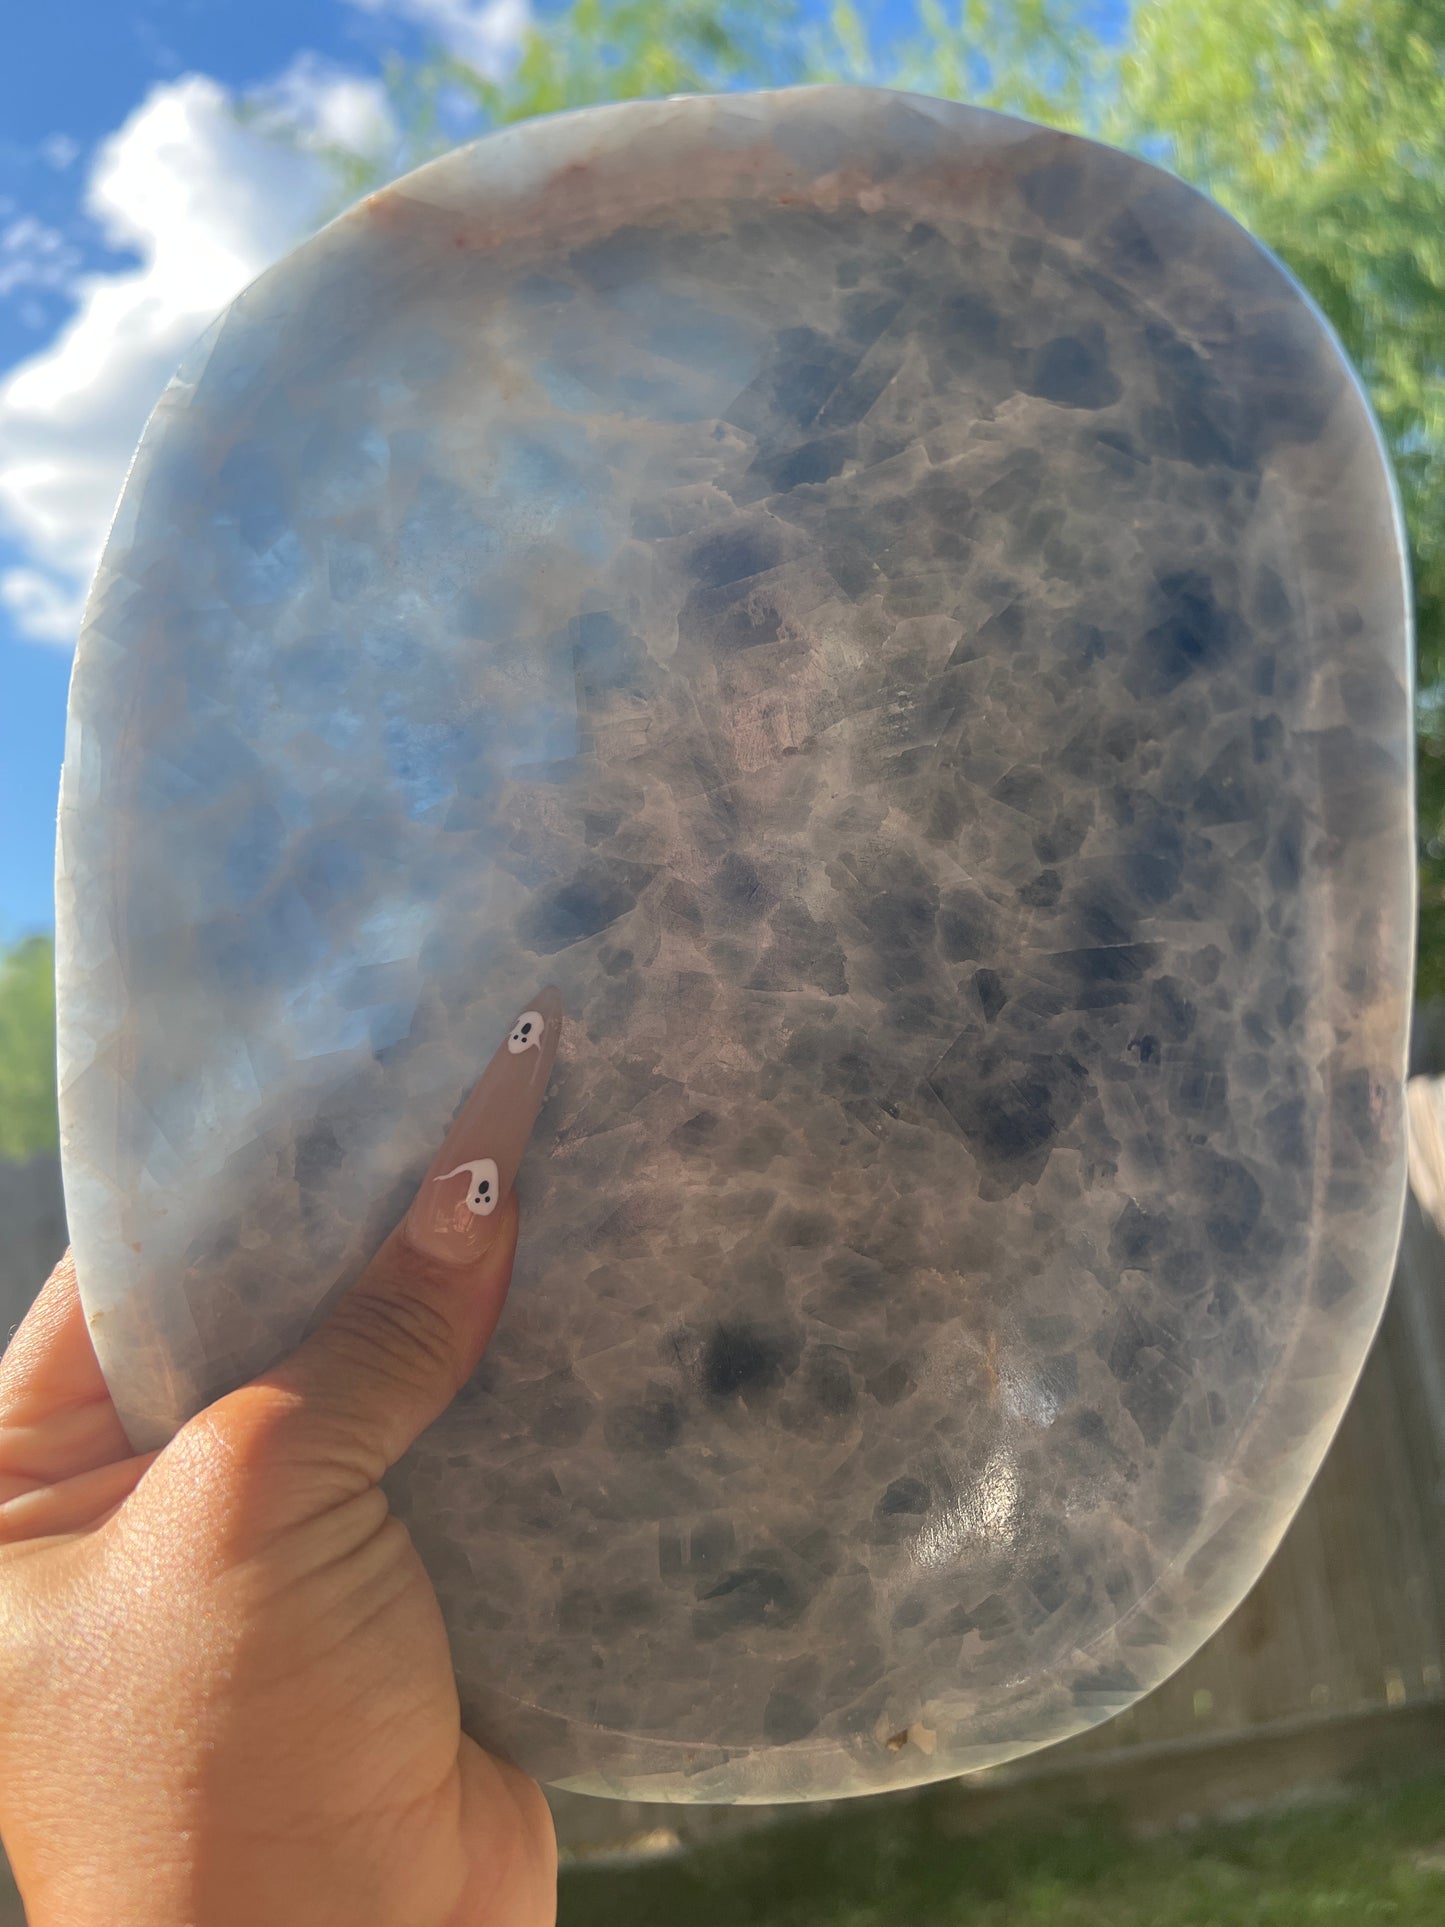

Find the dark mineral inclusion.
[{"left": 57, "top": 88, "right": 1414, "bottom": 1802}]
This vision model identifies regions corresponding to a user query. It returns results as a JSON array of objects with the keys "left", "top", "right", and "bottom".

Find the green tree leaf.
[{"left": 0, "top": 937, "right": 58, "bottom": 1163}]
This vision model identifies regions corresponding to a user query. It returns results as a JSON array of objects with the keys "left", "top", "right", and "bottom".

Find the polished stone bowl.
[{"left": 57, "top": 87, "right": 1414, "bottom": 1803}]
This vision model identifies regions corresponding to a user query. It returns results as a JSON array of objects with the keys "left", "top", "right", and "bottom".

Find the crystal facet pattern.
[{"left": 57, "top": 89, "right": 1414, "bottom": 1802}]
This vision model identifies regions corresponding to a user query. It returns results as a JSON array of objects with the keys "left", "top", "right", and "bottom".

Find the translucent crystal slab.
[{"left": 57, "top": 87, "right": 1414, "bottom": 1803}]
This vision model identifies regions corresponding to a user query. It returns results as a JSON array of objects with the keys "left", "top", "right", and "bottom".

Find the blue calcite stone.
[{"left": 57, "top": 88, "right": 1414, "bottom": 1802}]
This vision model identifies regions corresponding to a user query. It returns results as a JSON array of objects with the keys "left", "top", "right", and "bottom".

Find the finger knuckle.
[{"left": 331, "top": 1288, "right": 460, "bottom": 1391}]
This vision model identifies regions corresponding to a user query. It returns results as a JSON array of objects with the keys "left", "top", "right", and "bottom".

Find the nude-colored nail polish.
[{"left": 402, "top": 986, "right": 563, "bottom": 1266}]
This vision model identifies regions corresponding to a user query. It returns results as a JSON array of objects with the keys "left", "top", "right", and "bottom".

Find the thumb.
[{"left": 212, "top": 987, "right": 563, "bottom": 1505}]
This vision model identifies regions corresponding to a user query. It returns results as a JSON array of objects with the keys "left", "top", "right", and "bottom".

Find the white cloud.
[
  {"left": 40, "top": 134, "right": 81, "bottom": 172},
  {"left": 254, "top": 53, "right": 399, "bottom": 160},
  {"left": 0, "top": 566, "right": 87, "bottom": 645},
  {"left": 0, "top": 66, "right": 387, "bottom": 646},
  {"left": 0, "top": 215, "right": 83, "bottom": 299},
  {"left": 345, "top": 0, "right": 531, "bottom": 77}
]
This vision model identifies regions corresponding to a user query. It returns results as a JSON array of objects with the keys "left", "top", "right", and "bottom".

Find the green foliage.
[
  {"left": 0, "top": 936, "right": 58, "bottom": 1162},
  {"left": 808, "top": 2, "right": 1102, "bottom": 127},
  {"left": 560, "top": 1771, "right": 1445, "bottom": 1924},
  {"left": 357, "top": 0, "right": 806, "bottom": 184},
  {"left": 330, "top": 1, "right": 1102, "bottom": 191},
  {"left": 449, "top": 0, "right": 798, "bottom": 119}
]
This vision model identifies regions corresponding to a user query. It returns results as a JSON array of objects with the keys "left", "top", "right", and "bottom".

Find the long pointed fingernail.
[{"left": 402, "top": 987, "right": 563, "bottom": 1267}]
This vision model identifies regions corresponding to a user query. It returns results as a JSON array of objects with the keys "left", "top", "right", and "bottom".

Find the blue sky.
[
  {"left": 0, "top": 0, "right": 1124, "bottom": 943},
  {"left": 1, "top": 0, "right": 463, "bottom": 942}
]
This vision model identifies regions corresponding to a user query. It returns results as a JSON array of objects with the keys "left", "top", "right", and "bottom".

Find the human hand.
[{"left": 0, "top": 991, "right": 565, "bottom": 1927}]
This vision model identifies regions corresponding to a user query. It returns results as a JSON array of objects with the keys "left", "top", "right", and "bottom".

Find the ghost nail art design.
[
  {"left": 509, "top": 1010, "right": 545, "bottom": 1055},
  {"left": 402, "top": 984, "right": 564, "bottom": 1266},
  {"left": 435, "top": 1156, "right": 501, "bottom": 1217}
]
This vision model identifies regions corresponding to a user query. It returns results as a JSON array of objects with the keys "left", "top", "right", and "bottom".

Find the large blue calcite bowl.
[{"left": 57, "top": 88, "right": 1414, "bottom": 1802}]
